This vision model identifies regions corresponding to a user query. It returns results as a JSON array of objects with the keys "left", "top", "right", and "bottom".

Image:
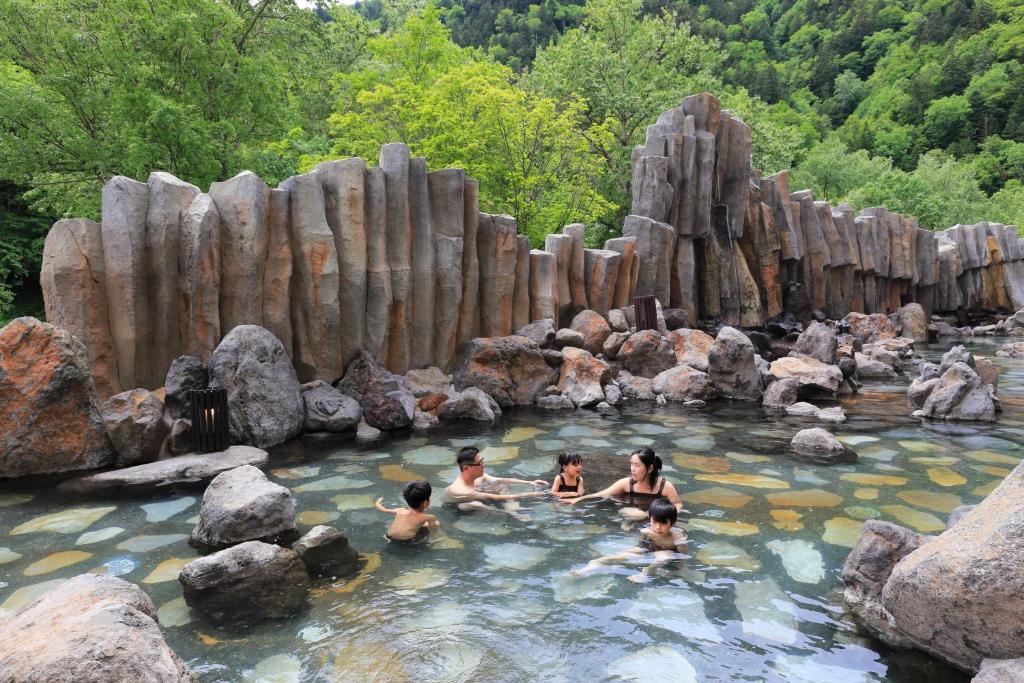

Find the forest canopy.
[{"left": 1, "top": 0, "right": 1022, "bottom": 322}]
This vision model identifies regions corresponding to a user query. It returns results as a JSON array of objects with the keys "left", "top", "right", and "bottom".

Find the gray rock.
[
  {"left": 618, "top": 330, "right": 676, "bottom": 378},
  {"left": 618, "top": 371, "right": 656, "bottom": 401},
  {"left": 404, "top": 367, "right": 454, "bottom": 398},
  {"left": 101, "top": 389, "right": 169, "bottom": 467},
  {"left": 596, "top": 401, "right": 616, "bottom": 413},
  {"left": 163, "top": 355, "right": 208, "bottom": 420},
  {"left": 558, "top": 347, "right": 611, "bottom": 408},
  {"left": 785, "top": 402, "right": 847, "bottom": 423},
  {"left": 292, "top": 525, "right": 360, "bottom": 578},
  {"left": 908, "top": 377, "right": 940, "bottom": 408},
  {"left": 663, "top": 308, "right": 690, "bottom": 331},
  {"left": 452, "top": 336, "right": 556, "bottom": 407},
  {"left": 191, "top": 465, "right": 296, "bottom": 548},
  {"left": 854, "top": 352, "right": 898, "bottom": 379},
  {"left": 514, "top": 319, "right": 556, "bottom": 348},
  {"left": 603, "top": 382, "right": 623, "bottom": 406},
  {"left": 763, "top": 378, "right": 799, "bottom": 408},
  {"left": 437, "top": 387, "right": 501, "bottom": 422},
  {"left": 356, "top": 420, "right": 382, "bottom": 441},
  {"left": 167, "top": 418, "right": 192, "bottom": 456},
  {"left": 608, "top": 308, "right": 629, "bottom": 332},
  {"left": 337, "top": 352, "right": 414, "bottom": 431},
  {"left": 301, "top": 381, "right": 361, "bottom": 432},
  {"left": 179, "top": 540, "right": 309, "bottom": 627},
  {"left": 0, "top": 574, "right": 192, "bottom": 682},
  {"left": 947, "top": 505, "right": 976, "bottom": 528},
  {"left": 554, "top": 328, "right": 585, "bottom": 349},
  {"left": 919, "top": 362, "right": 996, "bottom": 422},
  {"left": 770, "top": 354, "right": 844, "bottom": 396},
  {"left": 708, "top": 326, "right": 762, "bottom": 400},
  {"left": 537, "top": 395, "right": 575, "bottom": 410},
  {"left": 652, "top": 365, "right": 716, "bottom": 402},
  {"left": 996, "top": 342, "right": 1024, "bottom": 359},
  {"left": 668, "top": 328, "right": 714, "bottom": 372},
  {"left": 883, "top": 459, "right": 1024, "bottom": 671},
  {"left": 791, "top": 427, "right": 856, "bottom": 463},
  {"left": 541, "top": 349, "right": 564, "bottom": 367},
  {"left": 59, "top": 445, "right": 268, "bottom": 495},
  {"left": 784, "top": 401, "right": 819, "bottom": 417},
  {"left": 841, "top": 520, "right": 929, "bottom": 648},
  {"left": 939, "top": 345, "right": 975, "bottom": 373},
  {"left": 793, "top": 321, "right": 838, "bottom": 364},
  {"left": 602, "top": 331, "right": 630, "bottom": 359},
  {"left": 893, "top": 303, "right": 928, "bottom": 343},
  {"left": 412, "top": 409, "right": 439, "bottom": 431},
  {"left": 209, "top": 325, "right": 303, "bottom": 448},
  {"left": 919, "top": 362, "right": 941, "bottom": 381},
  {"left": 974, "top": 658, "right": 1024, "bottom": 682},
  {"left": 975, "top": 357, "right": 999, "bottom": 388}
]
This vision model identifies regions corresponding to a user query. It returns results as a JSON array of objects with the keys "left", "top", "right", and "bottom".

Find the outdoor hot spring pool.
[{"left": 2, "top": 340, "right": 1022, "bottom": 682}]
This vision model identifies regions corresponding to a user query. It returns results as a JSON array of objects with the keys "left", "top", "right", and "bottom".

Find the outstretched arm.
[
  {"left": 492, "top": 476, "right": 548, "bottom": 486},
  {"left": 572, "top": 548, "right": 644, "bottom": 575},
  {"left": 568, "top": 478, "right": 628, "bottom": 505},
  {"left": 374, "top": 497, "right": 398, "bottom": 514}
]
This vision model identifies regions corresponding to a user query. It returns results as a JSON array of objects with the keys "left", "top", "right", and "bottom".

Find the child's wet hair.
[
  {"left": 456, "top": 446, "right": 480, "bottom": 470},
  {"left": 631, "top": 446, "right": 663, "bottom": 488},
  {"left": 557, "top": 451, "right": 582, "bottom": 472},
  {"left": 402, "top": 480, "right": 432, "bottom": 508},
  {"left": 648, "top": 497, "right": 678, "bottom": 525}
]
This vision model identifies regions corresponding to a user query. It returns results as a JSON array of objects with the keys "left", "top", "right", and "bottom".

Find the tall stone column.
[
  {"left": 364, "top": 166, "right": 391, "bottom": 362},
  {"left": 280, "top": 171, "right": 341, "bottom": 383},
  {"left": 318, "top": 158, "right": 367, "bottom": 372},
  {"left": 146, "top": 172, "right": 198, "bottom": 386},
  {"left": 584, "top": 248, "right": 621, "bottom": 316},
  {"left": 409, "top": 157, "right": 435, "bottom": 369},
  {"left": 513, "top": 235, "right": 531, "bottom": 331},
  {"left": 477, "top": 213, "right": 518, "bottom": 337},
  {"left": 100, "top": 176, "right": 150, "bottom": 391},
  {"left": 264, "top": 187, "right": 293, "bottom": 359},
  {"left": 456, "top": 179, "right": 480, "bottom": 345},
  {"left": 545, "top": 232, "right": 573, "bottom": 326},
  {"left": 606, "top": 236, "right": 638, "bottom": 309},
  {"left": 41, "top": 218, "right": 121, "bottom": 398},
  {"left": 529, "top": 249, "right": 558, "bottom": 322},
  {"left": 178, "top": 194, "right": 222, "bottom": 364},
  {"left": 564, "top": 223, "right": 589, "bottom": 316},
  {"left": 428, "top": 169, "right": 464, "bottom": 369},
  {"left": 380, "top": 143, "right": 412, "bottom": 374}
]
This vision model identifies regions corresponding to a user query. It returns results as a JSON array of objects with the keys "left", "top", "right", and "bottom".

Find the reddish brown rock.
[
  {"left": 667, "top": 328, "right": 714, "bottom": 372},
  {"left": 417, "top": 392, "right": 448, "bottom": 414},
  {"left": 618, "top": 330, "right": 676, "bottom": 378},
  {"left": 558, "top": 347, "right": 611, "bottom": 407},
  {"left": 452, "top": 336, "right": 556, "bottom": 407},
  {"left": 0, "top": 317, "right": 114, "bottom": 478},
  {"left": 843, "top": 312, "right": 896, "bottom": 343},
  {"left": 569, "top": 310, "right": 612, "bottom": 356}
]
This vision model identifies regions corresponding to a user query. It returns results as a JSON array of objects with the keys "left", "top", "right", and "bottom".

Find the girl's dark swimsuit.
[
  {"left": 556, "top": 474, "right": 581, "bottom": 493},
  {"left": 627, "top": 477, "right": 666, "bottom": 505}
]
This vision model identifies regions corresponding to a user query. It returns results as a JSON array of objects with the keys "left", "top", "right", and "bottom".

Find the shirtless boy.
[
  {"left": 440, "top": 446, "right": 548, "bottom": 517},
  {"left": 573, "top": 498, "right": 687, "bottom": 581},
  {"left": 375, "top": 480, "right": 440, "bottom": 543}
]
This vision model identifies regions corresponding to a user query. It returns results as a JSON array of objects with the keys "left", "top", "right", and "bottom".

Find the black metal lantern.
[
  {"left": 634, "top": 294, "right": 658, "bottom": 331},
  {"left": 190, "top": 388, "right": 229, "bottom": 453}
]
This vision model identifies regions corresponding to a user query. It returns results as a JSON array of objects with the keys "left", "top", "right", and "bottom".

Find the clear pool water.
[{"left": 2, "top": 339, "right": 1021, "bottom": 681}]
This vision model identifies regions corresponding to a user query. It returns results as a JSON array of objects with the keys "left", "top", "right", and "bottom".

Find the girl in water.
[
  {"left": 568, "top": 447, "right": 683, "bottom": 520},
  {"left": 550, "top": 451, "right": 585, "bottom": 498}
]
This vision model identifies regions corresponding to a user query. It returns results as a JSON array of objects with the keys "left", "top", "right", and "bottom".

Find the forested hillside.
[{"left": 1, "top": 0, "right": 1022, "bottom": 323}]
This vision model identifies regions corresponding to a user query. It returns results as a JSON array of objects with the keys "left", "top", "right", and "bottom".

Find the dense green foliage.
[{"left": 2, "top": 0, "right": 1024, "bottom": 321}]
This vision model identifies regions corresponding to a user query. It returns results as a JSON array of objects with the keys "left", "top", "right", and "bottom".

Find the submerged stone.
[
  {"left": 294, "top": 475, "right": 373, "bottom": 493},
  {"left": 853, "top": 488, "right": 879, "bottom": 501},
  {"left": 822, "top": 517, "right": 864, "bottom": 548},
  {"left": 624, "top": 586, "right": 722, "bottom": 642},
  {"left": 895, "top": 490, "right": 962, "bottom": 514},
  {"left": 403, "top": 445, "right": 455, "bottom": 466},
  {"left": 766, "top": 489, "right": 843, "bottom": 508},
  {"left": 694, "top": 474, "right": 789, "bottom": 489},
  {"left": 725, "top": 452, "right": 770, "bottom": 464},
  {"left": 552, "top": 573, "right": 615, "bottom": 603},
  {"left": 143, "top": 557, "right": 192, "bottom": 584},
  {"left": 734, "top": 578, "right": 799, "bottom": 644},
  {"left": 0, "top": 494, "right": 32, "bottom": 507},
  {"left": 92, "top": 557, "right": 137, "bottom": 577},
  {"left": 688, "top": 518, "right": 759, "bottom": 537},
  {"left": 898, "top": 440, "right": 944, "bottom": 453},
  {"left": 75, "top": 526, "right": 125, "bottom": 545},
  {"left": 0, "top": 547, "right": 23, "bottom": 564},
  {"left": 767, "top": 539, "right": 825, "bottom": 584},
  {"left": 296, "top": 510, "right": 340, "bottom": 525},
  {"left": 696, "top": 540, "right": 760, "bottom": 571},
  {"left": 681, "top": 487, "right": 753, "bottom": 509},
  {"left": 243, "top": 654, "right": 302, "bottom": 683},
  {"left": 379, "top": 464, "right": 427, "bottom": 482},
  {"left": 966, "top": 450, "right": 1020, "bottom": 466},
  {"left": 844, "top": 506, "right": 881, "bottom": 520},
  {"left": 453, "top": 517, "right": 510, "bottom": 536},
  {"left": 156, "top": 597, "right": 192, "bottom": 628},
  {"left": 837, "top": 435, "right": 878, "bottom": 445},
  {"left": 606, "top": 646, "right": 698, "bottom": 682},
  {"left": 503, "top": 427, "right": 545, "bottom": 443},
  {"left": 387, "top": 567, "right": 450, "bottom": 592},
  {"left": 10, "top": 506, "right": 116, "bottom": 535},
  {"left": 839, "top": 473, "right": 908, "bottom": 486},
  {"left": 270, "top": 466, "right": 321, "bottom": 480},
  {"left": 23, "top": 550, "right": 92, "bottom": 576},
  {"left": 879, "top": 504, "right": 946, "bottom": 533},
  {"left": 484, "top": 543, "right": 551, "bottom": 571},
  {"left": 116, "top": 534, "right": 190, "bottom": 553},
  {"left": 672, "top": 453, "right": 731, "bottom": 473},
  {"left": 770, "top": 510, "right": 804, "bottom": 531},
  {"left": 329, "top": 494, "right": 376, "bottom": 511},
  {"left": 140, "top": 496, "right": 195, "bottom": 523}
]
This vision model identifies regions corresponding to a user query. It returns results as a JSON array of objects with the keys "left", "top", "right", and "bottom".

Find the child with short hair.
[
  {"left": 375, "top": 480, "right": 440, "bottom": 543},
  {"left": 572, "top": 497, "right": 687, "bottom": 582},
  {"left": 550, "top": 451, "right": 585, "bottom": 498}
]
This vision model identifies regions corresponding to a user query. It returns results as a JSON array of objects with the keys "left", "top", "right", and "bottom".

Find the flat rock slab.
[{"left": 58, "top": 446, "right": 269, "bottom": 495}]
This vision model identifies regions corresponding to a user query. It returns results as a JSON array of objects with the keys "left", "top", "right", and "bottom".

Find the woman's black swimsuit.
[
  {"left": 627, "top": 477, "right": 666, "bottom": 505},
  {"left": 556, "top": 474, "right": 581, "bottom": 493}
]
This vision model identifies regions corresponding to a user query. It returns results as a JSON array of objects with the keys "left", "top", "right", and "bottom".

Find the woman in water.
[
  {"left": 568, "top": 447, "right": 683, "bottom": 519},
  {"left": 550, "top": 451, "right": 585, "bottom": 498}
]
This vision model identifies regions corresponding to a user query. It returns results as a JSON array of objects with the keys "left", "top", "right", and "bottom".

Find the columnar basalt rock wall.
[
  {"left": 42, "top": 144, "right": 639, "bottom": 397},
  {"left": 41, "top": 94, "right": 1024, "bottom": 397},
  {"left": 629, "top": 93, "right": 1024, "bottom": 328}
]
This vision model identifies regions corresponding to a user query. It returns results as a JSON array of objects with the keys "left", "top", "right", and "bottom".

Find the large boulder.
[
  {"left": 292, "top": 525, "right": 360, "bottom": 579},
  {"left": 908, "top": 377, "right": 940, "bottom": 408},
  {"left": 617, "top": 329, "right": 676, "bottom": 378},
  {"left": 974, "top": 659, "right": 1024, "bottom": 682},
  {"left": 667, "top": 328, "right": 714, "bottom": 372},
  {"left": 101, "top": 389, "right": 169, "bottom": 466},
  {"left": 403, "top": 367, "right": 454, "bottom": 398},
  {"left": 652, "top": 365, "right": 716, "bottom": 402},
  {"left": 854, "top": 352, "right": 898, "bottom": 379},
  {"left": 558, "top": 347, "right": 612, "bottom": 408},
  {"left": 301, "top": 380, "right": 361, "bottom": 432},
  {"left": 882, "top": 461, "right": 1024, "bottom": 671},
  {"left": 762, "top": 377, "right": 799, "bottom": 408},
  {"left": 0, "top": 317, "right": 114, "bottom": 478},
  {"left": 842, "top": 520, "right": 930, "bottom": 648},
  {"left": 790, "top": 427, "right": 856, "bottom": 463},
  {"left": 617, "top": 371, "right": 655, "bottom": 401},
  {"left": 939, "top": 345, "right": 975, "bottom": 373},
  {"left": 708, "top": 326, "right": 762, "bottom": 400},
  {"left": 892, "top": 303, "right": 928, "bottom": 343},
  {"left": 208, "top": 325, "right": 303, "bottom": 448},
  {"left": 843, "top": 312, "right": 896, "bottom": 343},
  {"left": 0, "top": 574, "right": 192, "bottom": 682},
  {"left": 179, "top": 540, "right": 309, "bottom": 627},
  {"left": 784, "top": 402, "right": 846, "bottom": 423},
  {"left": 163, "top": 355, "right": 208, "bottom": 421},
  {"left": 337, "top": 352, "right": 415, "bottom": 430},
  {"left": 569, "top": 309, "right": 611, "bottom": 355},
  {"left": 437, "top": 387, "right": 501, "bottom": 422},
  {"left": 59, "top": 445, "right": 268, "bottom": 495},
  {"left": 917, "top": 362, "right": 996, "bottom": 422},
  {"left": 452, "top": 336, "right": 556, "bottom": 407},
  {"left": 602, "top": 331, "right": 630, "bottom": 359},
  {"left": 554, "top": 328, "right": 585, "bottom": 349},
  {"left": 996, "top": 342, "right": 1024, "bottom": 359},
  {"left": 191, "top": 465, "right": 296, "bottom": 548},
  {"left": 769, "top": 354, "right": 843, "bottom": 396},
  {"left": 515, "top": 319, "right": 556, "bottom": 348},
  {"left": 793, "top": 321, "right": 837, "bottom": 364}
]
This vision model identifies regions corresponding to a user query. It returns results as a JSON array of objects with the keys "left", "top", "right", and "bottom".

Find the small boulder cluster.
[
  {"left": 908, "top": 345, "right": 999, "bottom": 422},
  {"left": 178, "top": 464, "right": 360, "bottom": 627}
]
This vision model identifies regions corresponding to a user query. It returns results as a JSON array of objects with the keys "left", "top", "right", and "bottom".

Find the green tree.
[
  {"left": 791, "top": 138, "right": 892, "bottom": 202},
  {"left": 989, "top": 179, "right": 1024, "bottom": 232}
]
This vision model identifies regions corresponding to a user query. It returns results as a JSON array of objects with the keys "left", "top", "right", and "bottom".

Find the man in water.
[{"left": 441, "top": 446, "right": 547, "bottom": 518}]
